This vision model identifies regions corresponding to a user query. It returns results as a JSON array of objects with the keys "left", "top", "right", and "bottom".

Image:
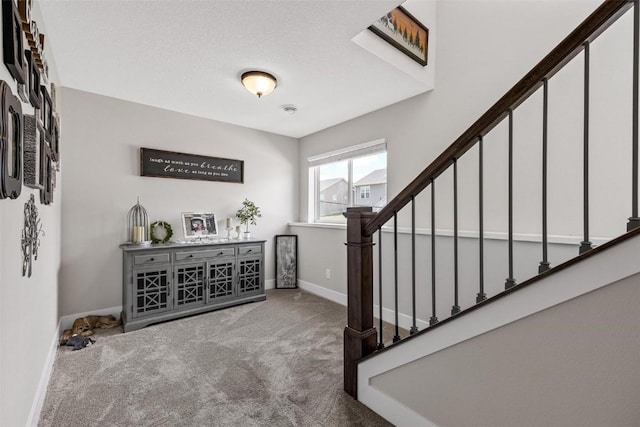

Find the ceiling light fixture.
[{"left": 241, "top": 71, "right": 277, "bottom": 98}]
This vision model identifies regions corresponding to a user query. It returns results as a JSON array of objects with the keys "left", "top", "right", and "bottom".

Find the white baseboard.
[
  {"left": 27, "top": 319, "right": 61, "bottom": 427},
  {"left": 296, "top": 280, "right": 428, "bottom": 331},
  {"left": 265, "top": 279, "right": 275, "bottom": 290},
  {"left": 59, "top": 305, "right": 123, "bottom": 332},
  {"left": 298, "top": 280, "right": 347, "bottom": 305}
]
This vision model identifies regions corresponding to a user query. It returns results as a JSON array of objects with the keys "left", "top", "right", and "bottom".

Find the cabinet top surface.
[{"left": 120, "top": 238, "right": 266, "bottom": 252}]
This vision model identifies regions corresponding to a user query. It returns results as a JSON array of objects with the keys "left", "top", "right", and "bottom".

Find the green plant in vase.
[{"left": 236, "top": 199, "right": 261, "bottom": 239}]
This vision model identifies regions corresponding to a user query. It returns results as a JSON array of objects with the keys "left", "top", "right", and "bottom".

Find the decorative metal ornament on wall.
[{"left": 21, "top": 193, "right": 43, "bottom": 277}]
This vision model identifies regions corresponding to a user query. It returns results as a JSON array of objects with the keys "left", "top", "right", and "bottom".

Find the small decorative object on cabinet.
[
  {"left": 127, "top": 197, "right": 150, "bottom": 244},
  {"left": 149, "top": 220, "right": 173, "bottom": 244},
  {"left": 120, "top": 239, "right": 266, "bottom": 332},
  {"left": 236, "top": 199, "right": 261, "bottom": 239},
  {"left": 275, "top": 235, "right": 297, "bottom": 289}
]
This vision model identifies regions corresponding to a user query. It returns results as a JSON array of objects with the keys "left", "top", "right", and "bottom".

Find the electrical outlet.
[{"left": 325, "top": 268, "right": 331, "bottom": 280}]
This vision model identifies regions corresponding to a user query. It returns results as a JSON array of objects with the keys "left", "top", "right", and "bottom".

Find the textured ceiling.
[{"left": 39, "top": 0, "right": 432, "bottom": 138}]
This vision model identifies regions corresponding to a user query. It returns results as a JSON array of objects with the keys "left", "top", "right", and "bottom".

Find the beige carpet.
[{"left": 39, "top": 289, "right": 392, "bottom": 426}]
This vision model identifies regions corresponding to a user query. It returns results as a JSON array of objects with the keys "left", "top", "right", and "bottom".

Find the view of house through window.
[{"left": 310, "top": 141, "right": 387, "bottom": 223}]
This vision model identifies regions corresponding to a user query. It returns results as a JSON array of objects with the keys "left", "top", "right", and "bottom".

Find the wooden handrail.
[{"left": 365, "top": 0, "right": 633, "bottom": 236}]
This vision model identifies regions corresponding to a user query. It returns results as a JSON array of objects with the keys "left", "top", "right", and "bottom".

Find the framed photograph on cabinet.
[
  {"left": 369, "top": 6, "right": 429, "bottom": 66},
  {"left": 181, "top": 212, "right": 218, "bottom": 239},
  {"left": 275, "top": 235, "right": 297, "bottom": 289}
]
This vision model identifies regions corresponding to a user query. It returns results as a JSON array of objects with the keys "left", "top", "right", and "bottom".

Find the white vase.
[{"left": 243, "top": 231, "right": 251, "bottom": 240}]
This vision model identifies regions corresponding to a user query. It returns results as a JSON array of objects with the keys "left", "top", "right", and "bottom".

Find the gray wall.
[
  {"left": 60, "top": 88, "right": 299, "bottom": 317},
  {"left": 371, "top": 272, "right": 640, "bottom": 427}
]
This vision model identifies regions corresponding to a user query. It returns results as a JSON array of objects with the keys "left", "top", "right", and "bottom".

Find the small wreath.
[{"left": 150, "top": 221, "right": 173, "bottom": 244}]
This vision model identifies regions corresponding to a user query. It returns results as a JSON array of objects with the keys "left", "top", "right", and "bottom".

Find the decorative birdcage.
[{"left": 127, "top": 197, "right": 149, "bottom": 243}]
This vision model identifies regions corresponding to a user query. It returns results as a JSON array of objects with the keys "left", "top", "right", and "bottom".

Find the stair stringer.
[{"left": 357, "top": 232, "right": 640, "bottom": 427}]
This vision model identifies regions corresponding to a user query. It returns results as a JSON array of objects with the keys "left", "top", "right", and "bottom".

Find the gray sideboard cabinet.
[{"left": 120, "top": 239, "right": 266, "bottom": 332}]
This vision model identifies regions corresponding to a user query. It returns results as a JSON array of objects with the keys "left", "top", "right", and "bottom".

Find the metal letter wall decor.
[
  {"left": 0, "top": 80, "right": 23, "bottom": 199},
  {"left": 25, "top": 49, "right": 40, "bottom": 108},
  {"left": 21, "top": 193, "right": 42, "bottom": 277},
  {"left": 3, "top": 0, "right": 26, "bottom": 84}
]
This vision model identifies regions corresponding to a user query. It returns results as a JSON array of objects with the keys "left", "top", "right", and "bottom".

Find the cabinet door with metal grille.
[
  {"left": 238, "top": 255, "right": 262, "bottom": 296},
  {"left": 132, "top": 266, "right": 172, "bottom": 318},
  {"left": 174, "top": 262, "right": 206, "bottom": 309},
  {"left": 207, "top": 259, "right": 235, "bottom": 303}
]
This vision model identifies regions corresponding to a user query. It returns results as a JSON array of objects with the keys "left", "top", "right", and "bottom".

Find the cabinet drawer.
[
  {"left": 238, "top": 245, "right": 262, "bottom": 256},
  {"left": 133, "top": 253, "right": 170, "bottom": 265},
  {"left": 175, "top": 248, "right": 235, "bottom": 261}
]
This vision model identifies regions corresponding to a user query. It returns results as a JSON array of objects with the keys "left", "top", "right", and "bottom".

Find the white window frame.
[
  {"left": 360, "top": 186, "right": 370, "bottom": 199},
  {"left": 308, "top": 139, "right": 386, "bottom": 222}
]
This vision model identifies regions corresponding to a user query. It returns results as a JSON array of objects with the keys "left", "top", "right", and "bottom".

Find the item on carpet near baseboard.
[
  {"left": 61, "top": 335, "right": 95, "bottom": 351},
  {"left": 60, "top": 314, "right": 121, "bottom": 343},
  {"left": 22, "top": 194, "right": 43, "bottom": 277},
  {"left": 150, "top": 220, "right": 173, "bottom": 244},
  {"left": 275, "top": 234, "right": 297, "bottom": 289}
]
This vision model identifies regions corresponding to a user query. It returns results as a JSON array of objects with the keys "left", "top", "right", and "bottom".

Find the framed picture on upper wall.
[
  {"left": 181, "top": 212, "right": 218, "bottom": 239},
  {"left": 369, "top": 6, "right": 429, "bottom": 66}
]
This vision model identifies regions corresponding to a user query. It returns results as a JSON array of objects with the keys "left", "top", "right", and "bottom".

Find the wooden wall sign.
[
  {"left": 141, "top": 148, "right": 244, "bottom": 183},
  {"left": 0, "top": 80, "right": 23, "bottom": 199},
  {"left": 3, "top": 0, "right": 26, "bottom": 83}
]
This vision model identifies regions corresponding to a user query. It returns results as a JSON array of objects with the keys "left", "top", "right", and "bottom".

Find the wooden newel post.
[{"left": 344, "top": 207, "right": 377, "bottom": 398}]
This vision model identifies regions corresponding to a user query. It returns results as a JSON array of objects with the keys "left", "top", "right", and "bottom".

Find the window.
[
  {"left": 309, "top": 139, "right": 387, "bottom": 223},
  {"left": 359, "top": 186, "right": 370, "bottom": 199}
]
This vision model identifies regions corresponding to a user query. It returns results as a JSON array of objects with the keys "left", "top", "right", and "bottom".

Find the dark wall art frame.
[
  {"left": 275, "top": 234, "right": 298, "bottom": 289},
  {"left": 141, "top": 147, "right": 244, "bottom": 184},
  {"left": 25, "top": 49, "right": 40, "bottom": 108},
  {"left": 3, "top": 0, "right": 26, "bottom": 83},
  {"left": 0, "top": 80, "right": 23, "bottom": 199},
  {"left": 369, "top": 6, "right": 429, "bottom": 66}
]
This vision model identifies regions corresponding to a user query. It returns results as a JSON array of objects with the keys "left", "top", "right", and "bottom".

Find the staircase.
[{"left": 344, "top": 1, "right": 640, "bottom": 425}]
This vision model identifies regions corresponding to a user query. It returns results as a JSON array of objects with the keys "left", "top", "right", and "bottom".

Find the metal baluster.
[
  {"left": 505, "top": 110, "right": 517, "bottom": 289},
  {"left": 477, "top": 137, "right": 487, "bottom": 303},
  {"left": 452, "top": 159, "right": 461, "bottom": 315},
  {"left": 580, "top": 42, "right": 593, "bottom": 254},
  {"left": 430, "top": 179, "right": 439, "bottom": 325},
  {"left": 393, "top": 212, "right": 401, "bottom": 343},
  {"left": 629, "top": 0, "right": 640, "bottom": 231},
  {"left": 410, "top": 197, "right": 418, "bottom": 334},
  {"left": 539, "top": 78, "right": 551, "bottom": 273},
  {"left": 377, "top": 226, "right": 384, "bottom": 349}
]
